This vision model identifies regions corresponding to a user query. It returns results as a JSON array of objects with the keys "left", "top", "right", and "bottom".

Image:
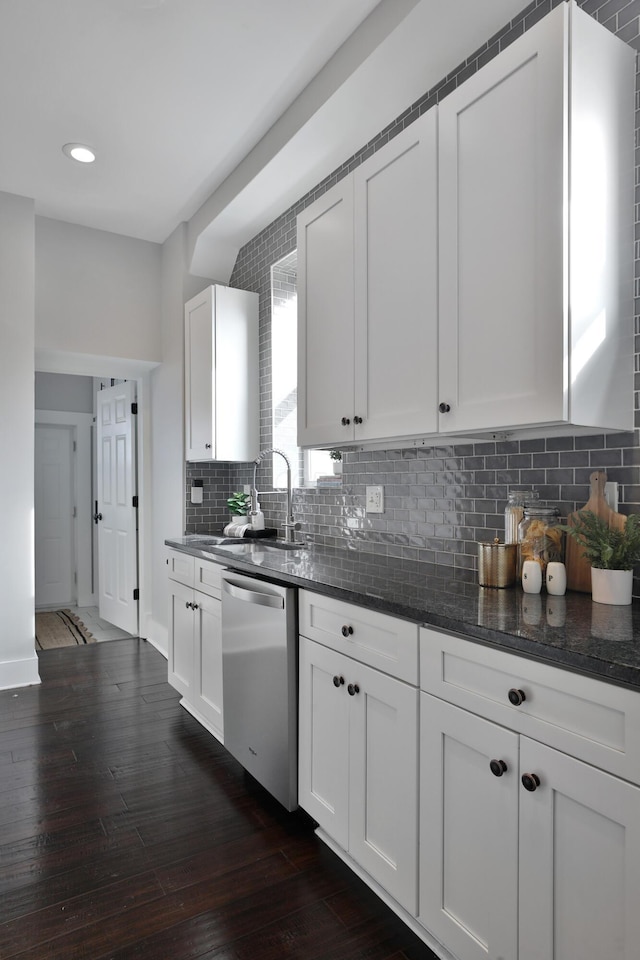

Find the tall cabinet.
[
  {"left": 297, "top": 110, "right": 438, "bottom": 448},
  {"left": 184, "top": 284, "right": 259, "bottom": 462}
]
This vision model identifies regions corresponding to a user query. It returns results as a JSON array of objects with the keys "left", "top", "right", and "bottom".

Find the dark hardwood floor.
[{"left": 0, "top": 638, "right": 437, "bottom": 960}]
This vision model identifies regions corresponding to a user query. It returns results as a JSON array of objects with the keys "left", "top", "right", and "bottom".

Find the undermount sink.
[{"left": 182, "top": 534, "right": 307, "bottom": 557}]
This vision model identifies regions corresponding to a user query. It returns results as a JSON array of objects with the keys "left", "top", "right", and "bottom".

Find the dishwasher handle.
[{"left": 223, "top": 578, "right": 285, "bottom": 609}]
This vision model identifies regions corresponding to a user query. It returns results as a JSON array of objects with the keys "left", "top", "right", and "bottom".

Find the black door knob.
[
  {"left": 354, "top": 416, "right": 363, "bottom": 424},
  {"left": 508, "top": 688, "right": 526, "bottom": 706},
  {"left": 341, "top": 624, "right": 354, "bottom": 638},
  {"left": 347, "top": 683, "right": 360, "bottom": 696},
  {"left": 489, "top": 759, "right": 508, "bottom": 777},
  {"left": 332, "top": 675, "right": 345, "bottom": 687},
  {"left": 93, "top": 512, "right": 103, "bottom": 523},
  {"left": 521, "top": 773, "right": 541, "bottom": 792},
  {"left": 341, "top": 417, "right": 351, "bottom": 426},
  {"left": 439, "top": 402, "right": 451, "bottom": 413}
]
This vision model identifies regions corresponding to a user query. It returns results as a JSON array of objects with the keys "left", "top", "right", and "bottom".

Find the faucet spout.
[{"left": 251, "top": 448, "right": 300, "bottom": 542}]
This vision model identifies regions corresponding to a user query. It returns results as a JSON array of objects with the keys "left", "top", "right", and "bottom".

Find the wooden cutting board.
[{"left": 565, "top": 470, "right": 626, "bottom": 592}]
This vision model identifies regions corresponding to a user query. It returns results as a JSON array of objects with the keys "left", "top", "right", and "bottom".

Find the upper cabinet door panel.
[
  {"left": 438, "top": 3, "right": 567, "bottom": 433},
  {"left": 354, "top": 111, "right": 438, "bottom": 442},
  {"left": 297, "top": 181, "right": 355, "bottom": 448},
  {"left": 185, "top": 287, "right": 214, "bottom": 460}
]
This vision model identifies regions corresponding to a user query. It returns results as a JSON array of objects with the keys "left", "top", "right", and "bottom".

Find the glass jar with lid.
[
  {"left": 517, "top": 505, "right": 563, "bottom": 582},
  {"left": 504, "top": 489, "right": 539, "bottom": 544}
]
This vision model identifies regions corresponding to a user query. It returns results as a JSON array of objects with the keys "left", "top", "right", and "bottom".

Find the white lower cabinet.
[
  {"left": 419, "top": 631, "right": 640, "bottom": 960},
  {"left": 167, "top": 550, "right": 223, "bottom": 742},
  {"left": 298, "top": 633, "right": 419, "bottom": 913}
]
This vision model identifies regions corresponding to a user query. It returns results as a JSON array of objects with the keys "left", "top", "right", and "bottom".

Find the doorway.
[{"left": 34, "top": 371, "right": 140, "bottom": 639}]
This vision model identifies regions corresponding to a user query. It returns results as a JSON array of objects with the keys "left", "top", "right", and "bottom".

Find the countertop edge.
[{"left": 165, "top": 538, "right": 640, "bottom": 691}]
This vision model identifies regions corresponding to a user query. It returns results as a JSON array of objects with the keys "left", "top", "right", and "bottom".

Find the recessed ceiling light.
[{"left": 62, "top": 143, "right": 96, "bottom": 164}]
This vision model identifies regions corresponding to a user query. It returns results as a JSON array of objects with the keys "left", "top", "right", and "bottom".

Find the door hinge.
[
  {"left": 131, "top": 402, "right": 138, "bottom": 415},
  {"left": 73, "top": 440, "right": 77, "bottom": 453},
  {"left": 132, "top": 495, "right": 139, "bottom": 508},
  {"left": 133, "top": 588, "right": 139, "bottom": 601},
  {"left": 73, "top": 506, "right": 77, "bottom": 518},
  {"left": 74, "top": 571, "right": 77, "bottom": 584}
]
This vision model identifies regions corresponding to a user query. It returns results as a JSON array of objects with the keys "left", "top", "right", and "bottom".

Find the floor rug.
[{"left": 35, "top": 609, "right": 96, "bottom": 650}]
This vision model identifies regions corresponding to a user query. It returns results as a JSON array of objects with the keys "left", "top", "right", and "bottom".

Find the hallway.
[{"left": 0, "top": 639, "right": 435, "bottom": 960}]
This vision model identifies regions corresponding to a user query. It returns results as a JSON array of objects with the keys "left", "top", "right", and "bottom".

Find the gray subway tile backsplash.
[{"left": 185, "top": 0, "right": 640, "bottom": 594}]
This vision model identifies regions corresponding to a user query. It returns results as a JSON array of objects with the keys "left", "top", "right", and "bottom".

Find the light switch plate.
[{"left": 366, "top": 485, "right": 384, "bottom": 513}]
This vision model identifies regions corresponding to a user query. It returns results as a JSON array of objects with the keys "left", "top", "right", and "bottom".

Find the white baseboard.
[
  {"left": 143, "top": 618, "right": 168, "bottom": 658},
  {"left": 0, "top": 656, "right": 41, "bottom": 690}
]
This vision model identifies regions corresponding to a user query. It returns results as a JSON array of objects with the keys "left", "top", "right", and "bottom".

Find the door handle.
[{"left": 93, "top": 501, "right": 103, "bottom": 523}]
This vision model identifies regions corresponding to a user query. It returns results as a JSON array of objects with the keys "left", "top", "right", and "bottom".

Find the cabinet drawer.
[
  {"left": 420, "top": 628, "right": 640, "bottom": 784},
  {"left": 300, "top": 590, "right": 418, "bottom": 684},
  {"left": 167, "top": 549, "right": 195, "bottom": 587},
  {"left": 194, "top": 557, "right": 222, "bottom": 599}
]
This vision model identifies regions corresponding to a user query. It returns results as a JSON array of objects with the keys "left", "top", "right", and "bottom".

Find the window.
[{"left": 271, "top": 251, "right": 333, "bottom": 487}]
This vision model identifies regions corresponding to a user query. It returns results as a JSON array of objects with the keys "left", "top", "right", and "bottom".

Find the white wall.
[
  {"left": 35, "top": 372, "right": 94, "bottom": 413},
  {"left": 35, "top": 217, "right": 162, "bottom": 363},
  {"left": 0, "top": 192, "right": 40, "bottom": 689},
  {"left": 147, "top": 222, "right": 214, "bottom": 654}
]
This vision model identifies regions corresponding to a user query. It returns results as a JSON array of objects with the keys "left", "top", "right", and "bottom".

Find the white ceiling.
[{"left": 1, "top": 0, "right": 528, "bottom": 278}]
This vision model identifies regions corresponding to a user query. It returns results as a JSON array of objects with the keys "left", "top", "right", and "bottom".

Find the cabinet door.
[
  {"left": 184, "top": 286, "right": 215, "bottom": 461},
  {"left": 438, "top": 2, "right": 567, "bottom": 433},
  {"left": 354, "top": 110, "right": 438, "bottom": 442},
  {"left": 298, "top": 637, "right": 350, "bottom": 849},
  {"left": 349, "top": 661, "right": 419, "bottom": 914},
  {"left": 419, "top": 694, "right": 519, "bottom": 960},
  {"left": 297, "top": 180, "right": 355, "bottom": 448},
  {"left": 519, "top": 738, "right": 640, "bottom": 960},
  {"left": 167, "top": 579, "right": 194, "bottom": 698},
  {"left": 193, "top": 591, "right": 223, "bottom": 740}
]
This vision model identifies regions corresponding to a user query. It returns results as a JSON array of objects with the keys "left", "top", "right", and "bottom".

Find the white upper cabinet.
[
  {"left": 297, "top": 111, "right": 438, "bottom": 448},
  {"left": 184, "top": 284, "right": 259, "bottom": 461},
  {"left": 297, "top": 180, "right": 355, "bottom": 448},
  {"left": 438, "top": 0, "right": 634, "bottom": 437},
  {"left": 298, "top": 1, "right": 633, "bottom": 448},
  {"left": 353, "top": 109, "right": 438, "bottom": 443}
]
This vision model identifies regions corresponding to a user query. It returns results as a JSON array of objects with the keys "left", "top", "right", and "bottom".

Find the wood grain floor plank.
[{"left": 0, "top": 639, "right": 437, "bottom": 960}]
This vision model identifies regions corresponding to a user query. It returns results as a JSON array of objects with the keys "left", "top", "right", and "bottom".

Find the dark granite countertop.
[{"left": 165, "top": 535, "right": 640, "bottom": 691}]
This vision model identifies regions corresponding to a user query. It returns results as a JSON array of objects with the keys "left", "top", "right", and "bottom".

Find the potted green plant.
[
  {"left": 226, "top": 491, "right": 251, "bottom": 524},
  {"left": 561, "top": 510, "right": 640, "bottom": 605},
  {"left": 329, "top": 449, "right": 342, "bottom": 475}
]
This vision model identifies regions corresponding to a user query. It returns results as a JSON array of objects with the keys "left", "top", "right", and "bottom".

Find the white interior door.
[
  {"left": 34, "top": 424, "right": 74, "bottom": 608},
  {"left": 97, "top": 382, "right": 138, "bottom": 635}
]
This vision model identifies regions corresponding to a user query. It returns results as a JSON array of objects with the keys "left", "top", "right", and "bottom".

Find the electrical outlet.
[
  {"left": 366, "top": 485, "right": 384, "bottom": 514},
  {"left": 605, "top": 481, "right": 619, "bottom": 512}
]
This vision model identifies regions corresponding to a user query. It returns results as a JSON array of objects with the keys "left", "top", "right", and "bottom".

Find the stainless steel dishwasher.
[{"left": 221, "top": 570, "right": 297, "bottom": 811}]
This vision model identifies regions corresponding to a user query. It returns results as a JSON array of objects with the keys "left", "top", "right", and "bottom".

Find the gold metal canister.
[{"left": 477, "top": 538, "right": 517, "bottom": 588}]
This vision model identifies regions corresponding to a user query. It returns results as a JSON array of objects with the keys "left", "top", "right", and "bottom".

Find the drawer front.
[
  {"left": 300, "top": 590, "right": 418, "bottom": 684},
  {"left": 194, "top": 557, "right": 222, "bottom": 599},
  {"left": 420, "top": 627, "right": 640, "bottom": 784},
  {"left": 168, "top": 549, "right": 195, "bottom": 587}
]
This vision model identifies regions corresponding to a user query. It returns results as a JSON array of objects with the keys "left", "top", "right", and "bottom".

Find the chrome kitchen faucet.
[{"left": 252, "top": 448, "right": 301, "bottom": 543}]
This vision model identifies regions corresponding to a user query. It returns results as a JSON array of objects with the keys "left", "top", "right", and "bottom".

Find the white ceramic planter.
[
  {"left": 230, "top": 515, "right": 250, "bottom": 525},
  {"left": 590, "top": 568, "right": 633, "bottom": 606}
]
